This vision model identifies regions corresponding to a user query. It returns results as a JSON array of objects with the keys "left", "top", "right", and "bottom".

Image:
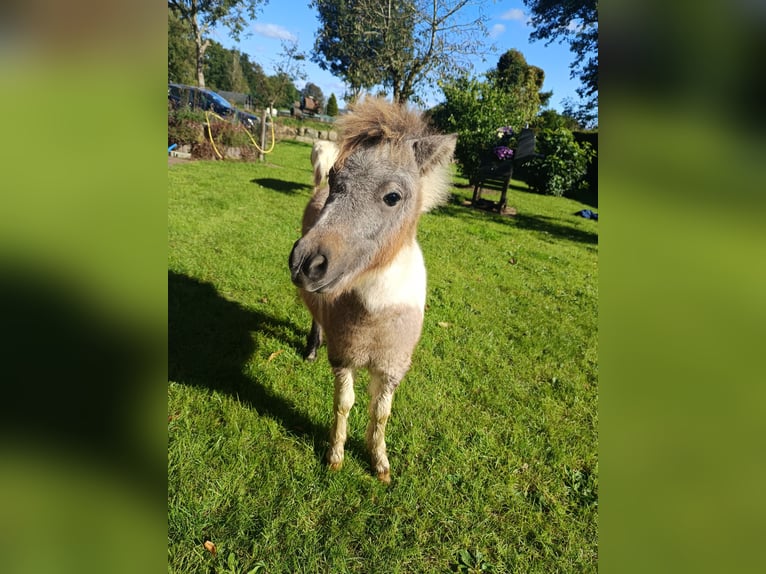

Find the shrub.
[
  {"left": 524, "top": 128, "right": 595, "bottom": 197},
  {"left": 168, "top": 105, "right": 205, "bottom": 146},
  {"left": 430, "top": 76, "right": 524, "bottom": 182}
]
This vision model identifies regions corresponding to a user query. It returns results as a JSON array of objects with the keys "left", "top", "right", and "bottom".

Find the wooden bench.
[{"left": 471, "top": 128, "right": 542, "bottom": 212}]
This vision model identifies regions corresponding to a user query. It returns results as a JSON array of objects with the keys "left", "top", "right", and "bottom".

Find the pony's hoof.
[
  {"left": 328, "top": 461, "right": 343, "bottom": 472},
  {"left": 376, "top": 470, "right": 391, "bottom": 484}
]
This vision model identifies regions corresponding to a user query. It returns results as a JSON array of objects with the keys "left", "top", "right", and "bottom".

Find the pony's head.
[{"left": 289, "top": 98, "right": 456, "bottom": 295}]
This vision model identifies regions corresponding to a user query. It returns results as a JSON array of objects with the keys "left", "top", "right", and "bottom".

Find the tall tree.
[
  {"left": 487, "top": 49, "right": 552, "bottom": 125},
  {"left": 310, "top": 0, "right": 387, "bottom": 100},
  {"left": 168, "top": 7, "right": 196, "bottom": 84},
  {"left": 239, "top": 53, "right": 268, "bottom": 104},
  {"left": 167, "top": 0, "right": 269, "bottom": 88},
  {"left": 229, "top": 50, "right": 250, "bottom": 93},
  {"left": 522, "top": 0, "right": 597, "bottom": 123},
  {"left": 203, "top": 40, "right": 232, "bottom": 91},
  {"left": 311, "top": 0, "right": 490, "bottom": 104},
  {"left": 326, "top": 93, "right": 339, "bottom": 117}
]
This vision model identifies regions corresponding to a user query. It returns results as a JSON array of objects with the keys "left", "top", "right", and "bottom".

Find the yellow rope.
[{"left": 204, "top": 110, "right": 276, "bottom": 159}]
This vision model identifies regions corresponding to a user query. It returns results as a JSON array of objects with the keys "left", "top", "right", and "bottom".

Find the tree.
[
  {"left": 310, "top": 0, "right": 387, "bottom": 100},
  {"left": 167, "top": 0, "right": 269, "bottom": 88},
  {"left": 259, "top": 41, "right": 306, "bottom": 110},
  {"left": 522, "top": 0, "right": 598, "bottom": 124},
  {"left": 168, "top": 7, "right": 196, "bottom": 84},
  {"left": 487, "top": 49, "right": 552, "bottom": 126},
  {"left": 203, "top": 41, "right": 232, "bottom": 91},
  {"left": 534, "top": 108, "right": 581, "bottom": 131},
  {"left": 326, "top": 93, "right": 339, "bottom": 117},
  {"left": 229, "top": 50, "right": 250, "bottom": 94},
  {"left": 239, "top": 53, "right": 268, "bottom": 104},
  {"left": 303, "top": 82, "right": 325, "bottom": 112},
  {"left": 311, "top": 0, "right": 491, "bottom": 104}
]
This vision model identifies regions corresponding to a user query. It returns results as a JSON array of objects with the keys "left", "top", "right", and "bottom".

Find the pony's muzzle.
[{"left": 290, "top": 239, "right": 330, "bottom": 289}]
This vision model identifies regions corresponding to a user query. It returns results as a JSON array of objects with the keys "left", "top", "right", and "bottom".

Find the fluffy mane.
[{"left": 333, "top": 97, "right": 431, "bottom": 170}]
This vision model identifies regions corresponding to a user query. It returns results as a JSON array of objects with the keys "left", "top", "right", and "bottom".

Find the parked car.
[{"left": 168, "top": 83, "right": 259, "bottom": 128}]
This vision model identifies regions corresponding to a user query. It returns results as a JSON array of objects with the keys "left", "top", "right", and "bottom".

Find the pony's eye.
[{"left": 383, "top": 192, "right": 402, "bottom": 206}]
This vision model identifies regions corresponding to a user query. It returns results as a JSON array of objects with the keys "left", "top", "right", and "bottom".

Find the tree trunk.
[{"left": 191, "top": 17, "right": 207, "bottom": 88}]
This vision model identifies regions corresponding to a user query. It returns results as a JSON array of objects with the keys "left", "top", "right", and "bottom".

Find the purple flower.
[{"left": 494, "top": 146, "right": 514, "bottom": 160}]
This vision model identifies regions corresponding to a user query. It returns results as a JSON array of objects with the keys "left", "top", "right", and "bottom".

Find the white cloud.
[
  {"left": 252, "top": 23, "right": 297, "bottom": 42},
  {"left": 489, "top": 24, "right": 506, "bottom": 38},
  {"left": 500, "top": 8, "right": 527, "bottom": 22}
]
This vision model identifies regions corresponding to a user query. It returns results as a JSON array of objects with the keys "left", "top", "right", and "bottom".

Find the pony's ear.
[{"left": 411, "top": 134, "right": 457, "bottom": 175}]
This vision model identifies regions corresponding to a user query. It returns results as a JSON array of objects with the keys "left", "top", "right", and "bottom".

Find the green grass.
[{"left": 168, "top": 140, "right": 598, "bottom": 573}]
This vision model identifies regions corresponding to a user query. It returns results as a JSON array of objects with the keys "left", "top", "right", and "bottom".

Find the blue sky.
[{"left": 211, "top": 0, "right": 584, "bottom": 112}]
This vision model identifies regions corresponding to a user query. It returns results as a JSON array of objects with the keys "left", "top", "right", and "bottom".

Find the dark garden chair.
[{"left": 471, "top": 128, "right": 542, "bottom": 212}]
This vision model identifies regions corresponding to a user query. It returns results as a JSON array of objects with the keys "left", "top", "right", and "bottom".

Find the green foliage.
[
  {"left": 260, "top": 40, "right": 306, "bottom": 108},
  {"left": 432, "top": 49, "right": 553, "bottom": 179},
  {"left": 168, "top": 105, "right": 205, "bottom": 146},
  {"left": 310, "top": 0, "right": 397, "bottom": 98},
  {"left": 524, "top": 128, "right": 595, "bottom": 197},
  {"left": 455, "top": 549, "right": 495, "bottom": 573},
  {"left": 278, "top": 116, "right": 335, "bottom": 131},
  {"left": 534, "top": 109, "right": 582, "bottom": 131},
  {"left": 240, "top": 53, "right": 268, "bottom": 102},
  {"left": 430, "top": 76, "right": 523, "bottom": 181},
  {"left": 311, "top": 0, "right": 490, "bottom": 103},
  {"left": 204, "top": 40, "right": 235, "bottom": 92},
  {"left": 487, "top": 49, "right": 551, "bottom": 124},
  {"left": 326, "top": 93, "right": 339, "bottom": 117},
  {"left": 168, "top": 144, "right": 598, "bottom": 573},
  {"left": 168, "top": 0, "right": 269, "bottom": 87},
  {"left": 168, "top": 7, "right": 195, "bottom": 84},
  {"left": 168, "top": 105, "right": 258, "bottom": 161},
  {"left": 522, "top": 0, "right": 598, "bottom": 125}
]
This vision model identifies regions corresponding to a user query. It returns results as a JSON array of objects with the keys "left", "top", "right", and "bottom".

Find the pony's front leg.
[
  {"left": 366, "top": 370, "right": 397, "bottom": 484},
  {"left": 327, "top": 367, "right": 355, "bottom": 471}
]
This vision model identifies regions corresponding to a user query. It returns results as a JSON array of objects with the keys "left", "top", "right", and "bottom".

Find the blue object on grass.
[
  {"left": 168, "top": 143, "right": 178, "bottom": 153},
  {"left": 575, "top": 209, "right": 598, "bottom": 220}
]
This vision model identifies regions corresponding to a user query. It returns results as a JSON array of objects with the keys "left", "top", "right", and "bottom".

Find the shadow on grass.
[
  {"left": 437, "top": 196, "right": 598, "bottom": 246},
  {"left": 513, "top": 213, "right": 598, "bottom": 245},
  {"left": 251, "top": 178, "right": 312, "bottom": 194},
  {"left": 1, "top": 260, "right": 160, "bottom": 491},
  {"left": 168, "top": 271, "right": 367, "bottom": 463}
]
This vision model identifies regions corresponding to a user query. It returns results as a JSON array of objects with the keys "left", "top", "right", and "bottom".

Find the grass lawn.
[{"left": 168, "top": 140, "right": 598, "bottom": 573}]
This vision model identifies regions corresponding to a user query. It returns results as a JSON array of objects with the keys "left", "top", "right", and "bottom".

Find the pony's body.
[
  {"left": 310, "top": 140, "right": 339, "bottom": 189},
  {"left": 289, "top": 98, "right": 456, "bottom": 483}
]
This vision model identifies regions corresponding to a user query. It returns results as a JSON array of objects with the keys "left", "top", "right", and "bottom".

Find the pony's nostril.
[{"left": 303, "top": 254, "right": 328, "bottom": 281}]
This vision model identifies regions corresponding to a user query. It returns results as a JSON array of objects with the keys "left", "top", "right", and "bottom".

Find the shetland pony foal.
[
  {"left": 310, "top": 140, "right": 339, "bottom": 189},
  {"left": 289, "top": 98, "right": 456, "bottom": 483}
]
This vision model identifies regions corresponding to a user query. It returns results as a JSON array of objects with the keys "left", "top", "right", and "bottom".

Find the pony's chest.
[{"left": 353, "top": 242, "right": 427, "bottom": 313}]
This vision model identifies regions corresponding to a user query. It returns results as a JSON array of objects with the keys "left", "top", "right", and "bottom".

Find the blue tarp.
[{"left": 575, "top": 209, "right": 598, "bottom": 220}]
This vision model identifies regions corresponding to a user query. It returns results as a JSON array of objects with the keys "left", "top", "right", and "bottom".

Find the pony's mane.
[{"left": 333, "top": 97, "right": 431, "bottom": 170}]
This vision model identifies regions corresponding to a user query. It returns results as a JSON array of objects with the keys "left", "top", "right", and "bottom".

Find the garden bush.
[
  {"left": 524, "top": 128, "right": 595, "bottom": 197},
  {"left": 429, "top": 77, "right": 524, "bottom": 182},
  {"left": 168, "top": 105, "right": 205, "bottom": 146},
  {"left": 169, "top": 103, "right": 259, "bottom": 161}
]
